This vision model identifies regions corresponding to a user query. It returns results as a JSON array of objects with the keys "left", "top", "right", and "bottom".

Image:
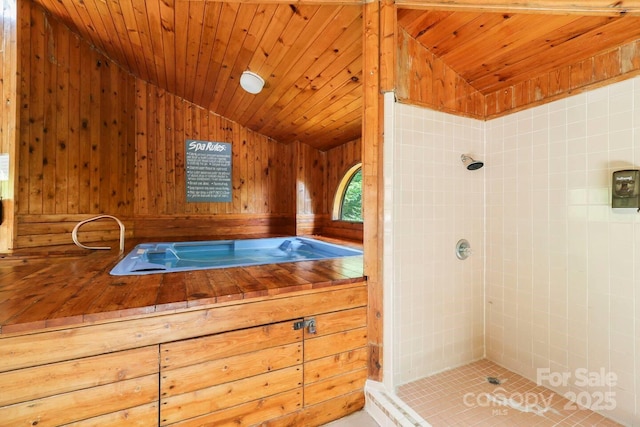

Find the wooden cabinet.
[
  {"left": 0, "top": 283, "right": 367, "bottom": 426},
  {"left": 0, "top": 346, "right": 159, "bottom": 426},
  {"left": 157, "top": 306, "right": 368, "bottom": 427}
]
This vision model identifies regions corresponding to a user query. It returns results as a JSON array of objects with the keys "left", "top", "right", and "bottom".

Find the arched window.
[{"left": 333, "top": 163, "right": 363, "bottom": 222}]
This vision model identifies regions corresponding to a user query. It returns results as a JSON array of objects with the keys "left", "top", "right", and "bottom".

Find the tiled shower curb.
[{"left": 364, "top": 381, "right": 431, "bottom": 427}]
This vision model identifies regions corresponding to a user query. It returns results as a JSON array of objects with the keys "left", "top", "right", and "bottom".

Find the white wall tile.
[
  {"left": 390, "top": 103, "right": 485, "bottom": 385},
  {"left": 485, "top": 76, "right": 640, "bottom": 426},
  {"left": 389, "top": 76, "right": 640, "bottom": 425}
]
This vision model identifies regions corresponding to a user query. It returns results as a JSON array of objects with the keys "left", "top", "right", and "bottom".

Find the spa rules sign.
[{"left": 185, "top": 140, "right": 232, "bottom": 202}]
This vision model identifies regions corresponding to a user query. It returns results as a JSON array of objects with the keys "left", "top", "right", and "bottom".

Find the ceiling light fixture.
[{"left": 240, "top": 71, "right": 265, "bottom": 94}]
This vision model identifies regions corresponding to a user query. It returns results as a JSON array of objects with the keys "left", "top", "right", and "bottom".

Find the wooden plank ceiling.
[
  {"left": 397, "top": 9, "right": 640, "bottom": 95},
  {"left": 32, "top": 0, "right": 640, "bottom": 150},
  {"left": 33, "top": 0, "right": 363, "bottom": 151}
]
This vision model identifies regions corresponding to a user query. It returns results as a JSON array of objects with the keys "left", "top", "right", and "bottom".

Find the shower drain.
[{"left": 487, "top": 377, "right": 501, "bottom": 385}]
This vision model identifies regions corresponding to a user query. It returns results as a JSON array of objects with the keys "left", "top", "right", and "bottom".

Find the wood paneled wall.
[
  {"left": 135, "top": 81, "right": 295, "bottom": 219},
  {"left": 15, "top": 1, "right": 136, "bottom": 249},
  {"left": 0, "top": 0, "right": 18, "bottom": 252},
  {"left": 18, "top": 5, "right": 136, "bottom": 217},
  {"left": 485, "top": 39, "right": 640, "bottom": 118},
  {"left": 295, "top": 141, "right": 327, "bottom": 236},
  {"left": 133, "top": 81, "right": 296, "bottom": 239},
  {"left": 396, "top": 28, "right": 485, "bottom": 119}
]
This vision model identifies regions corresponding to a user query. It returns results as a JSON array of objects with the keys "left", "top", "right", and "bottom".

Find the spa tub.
[{"left": 110, "top": 236, "right": 362, "bottom": 275}]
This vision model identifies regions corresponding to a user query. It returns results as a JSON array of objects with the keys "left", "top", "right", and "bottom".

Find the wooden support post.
[{"left": 363, "top": 0, "right": 383, "bottom": 382}]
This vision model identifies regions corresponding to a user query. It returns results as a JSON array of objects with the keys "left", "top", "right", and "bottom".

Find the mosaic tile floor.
[{"left": 397, "top": 360, "right": 622, "bottom": 426}]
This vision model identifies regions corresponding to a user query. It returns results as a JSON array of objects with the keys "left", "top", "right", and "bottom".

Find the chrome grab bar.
[{"left": 72, "top": 215, "right": 125, "bottom": 253}]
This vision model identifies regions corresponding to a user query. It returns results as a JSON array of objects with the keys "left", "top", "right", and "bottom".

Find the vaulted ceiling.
[{"left": 32, "top": 0, "right": 640, "bottom": 151}]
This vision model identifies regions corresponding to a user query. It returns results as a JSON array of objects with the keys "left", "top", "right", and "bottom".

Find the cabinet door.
[
  {"left": 160, "top": 320, "right": 303, "bottom": 426},
  {"left": 303, "top": 306, "right": 368, "bottom": 407},
  {"left": 0, "top": 346, "right": 159, "bottom": 426}
]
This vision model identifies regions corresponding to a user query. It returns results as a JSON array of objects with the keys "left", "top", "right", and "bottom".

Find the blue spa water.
[{"left": 109, "top": 237, "right": 362, "bottom": 275}]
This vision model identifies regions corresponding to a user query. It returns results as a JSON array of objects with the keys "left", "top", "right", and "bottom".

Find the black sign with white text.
[{"left": 185, "top": 140, "right": 232, "bottom": 202}]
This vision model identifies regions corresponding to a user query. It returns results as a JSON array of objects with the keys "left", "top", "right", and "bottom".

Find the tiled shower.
[{"left": 384, "top": 76, "right": 640, "bottom": 426}]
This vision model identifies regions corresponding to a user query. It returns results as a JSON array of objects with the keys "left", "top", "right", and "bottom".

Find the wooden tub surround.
[{"left": 0, "top": 241, "right": 367, "bottom": 426}]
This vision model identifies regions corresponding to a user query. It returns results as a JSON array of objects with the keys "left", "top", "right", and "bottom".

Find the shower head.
[{"left": 461, "top": 154, "right": 484, "bottom": 170}]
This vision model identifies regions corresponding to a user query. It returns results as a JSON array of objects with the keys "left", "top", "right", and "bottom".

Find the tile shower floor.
[{"left": 397, "top": 359, "right": 622, "bottom": 426}]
